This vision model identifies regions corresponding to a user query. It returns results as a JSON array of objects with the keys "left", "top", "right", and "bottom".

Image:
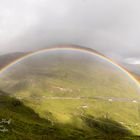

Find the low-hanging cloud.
[{"left": 124, "top": 58, "right": 140, "bottom": 65}]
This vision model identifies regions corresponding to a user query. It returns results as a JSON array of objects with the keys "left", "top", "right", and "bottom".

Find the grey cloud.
[
  {"left": 0, "top": 0, "right": 140, "bottom": 63},
  {"left": 124, "top": 57, "right": 140, "bottom": 65}
]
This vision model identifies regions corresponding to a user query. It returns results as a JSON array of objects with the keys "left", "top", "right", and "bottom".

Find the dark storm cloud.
[{"left": 0, "top": 0, "right": 140, "bottom": 64}]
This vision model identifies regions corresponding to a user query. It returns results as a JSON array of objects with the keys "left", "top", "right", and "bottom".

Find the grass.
[
  {"left": 0, "top": 93, "right": 137, "bottom": 140},
  {"left": 0, "top": 51, "right": 140, "bottom": 139}
]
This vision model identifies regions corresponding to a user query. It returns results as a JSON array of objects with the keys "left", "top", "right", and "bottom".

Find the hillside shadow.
[
  {"left": 0, "top": 92, "right": 137, "bottom": 140},
  {"left": 81, "top": 115, "right": 133, "bottom": 140}
]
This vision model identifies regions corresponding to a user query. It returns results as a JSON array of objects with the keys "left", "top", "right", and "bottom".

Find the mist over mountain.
[{"left": 0, "top": 52, "right": 27, "bottom": 69}]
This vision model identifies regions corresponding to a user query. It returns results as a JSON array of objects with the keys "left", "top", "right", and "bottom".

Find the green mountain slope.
[
  {"left": 0, "top": 92, "right": 138, "bottom": 140},
  {"left": 0, "top": 50, "right": 140, "bottom": 139}
]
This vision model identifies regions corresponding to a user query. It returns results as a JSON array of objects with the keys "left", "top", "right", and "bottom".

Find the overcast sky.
[{"left": 0, "top": 0, "right": 140, "bottom": 67}]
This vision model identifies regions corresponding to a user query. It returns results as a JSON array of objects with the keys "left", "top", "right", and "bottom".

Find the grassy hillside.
[
  {"left": 0, "top": 51, "right": 140, "bottom": 139},
  {"left": 0, "top": 92, "right": 139, "bottom": 140}
]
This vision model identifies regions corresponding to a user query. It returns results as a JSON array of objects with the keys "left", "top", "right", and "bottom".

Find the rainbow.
[{"left": 0, "top": 45, "right": 140, "bottom": 87}]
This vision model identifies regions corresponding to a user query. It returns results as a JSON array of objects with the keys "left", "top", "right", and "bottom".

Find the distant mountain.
[
  {"left": 0, "top": 52, "right": 28, "bottom": 69},
  {"left": 122, "top": 62, "right": 140, "bottom": 77},
  {"left": 131, "top": 72, "right": 140, "bottom": 83}
]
